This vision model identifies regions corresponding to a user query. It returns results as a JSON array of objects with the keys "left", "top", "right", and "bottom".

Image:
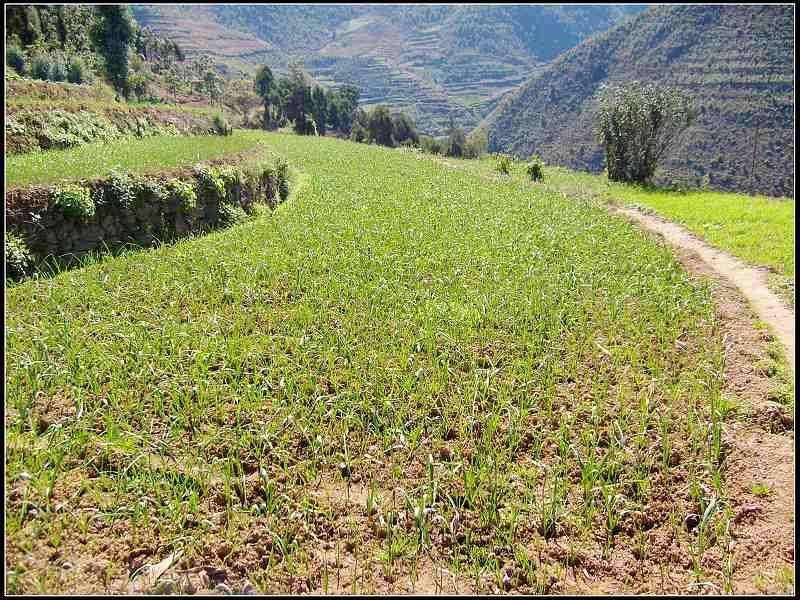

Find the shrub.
[
  {"left": 213, "top": 112, "right": 233, "bottom": 136},
  {"left": 275, "top": 158, "right": 290, "bottom": 202},
  {"left": 349, "top": 122, "right": 367, "bottom": 143},
  {"left": 217, "top": 202, "right": 249, "bottom": 227},
  {"left": 218, "top": 165, "right": 245, "bottom": 205},
  {"left": 495, "top": 153, "right": 512, "bottom": 175},
  {"left": 166, "top": 178, "right": 197, "bottom": 211},
  {"left": 49, "top": 54, "right": 67, "bottom": 82},
  {"left": 30, "top": 53, "right": 52, "bottom": 80},
  {"left": 134, "top": 177, "right": 166, "bottom": 206},
  {"left": 526, "top": 155, "right": 545, "bottom": 182},
  {"left": 6, "top": 231, "right": 34, "bottom": 280},
  {"left": 53, "top": 184, "right": 95, "bottom": 221},
  {"left": 445, "top": 125, "right": 467, "bottom": 158},
  {"left": 195, "top": 165, "right": 226, "bottom": 204},
  {"left": 464, "top": 129, "right": 488, "bottom": 159},
  {"left": 67, "top": 56, "right": 91, "bottom": 84},
  {"left": 6, "top": 45, "right": 26, "bottom": 75},
  {"left": 98, "top": 170, "right": 137, "bottom": 211},
  {"left": 420, "top": 135, "right": 442, "bottom": 155},
  {"left": 596, "top": 81, "right": 695, "bottom": 183}
]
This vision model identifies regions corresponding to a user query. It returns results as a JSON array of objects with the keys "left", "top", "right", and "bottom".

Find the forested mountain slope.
[
  {"left": 131, "top": 4, "right": 645, "bottom": 134},
  {"left": 483, "top": 4, "right": 795, "bottom": 197}
]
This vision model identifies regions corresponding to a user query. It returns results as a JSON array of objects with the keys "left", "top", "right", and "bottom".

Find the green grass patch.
[
  {"left": 606, "top": 185, "right": 795, "bottom": 279},
  {"left": 5, "top": 130, "right": 268, "bottom": 187}
]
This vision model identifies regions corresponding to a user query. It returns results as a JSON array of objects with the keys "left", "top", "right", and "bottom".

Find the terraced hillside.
[
  {"left": 483, "top": 4, "right": 795, "bottom": 198},
  {"left": 131, "top": 4, "right": 645, "bottom": 134}
]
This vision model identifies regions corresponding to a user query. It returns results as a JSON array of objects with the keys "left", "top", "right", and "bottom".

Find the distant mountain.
[
  {"left": 483, "top": 4, "right": 795, "bottom": 197},
  {"left": 131, "top": 4, "right": 646, "bottom": 135}
]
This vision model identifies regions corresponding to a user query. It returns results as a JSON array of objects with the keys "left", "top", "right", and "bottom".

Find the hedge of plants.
[{"left": 5, "top": 156, "right": 291, "bottom": 281}]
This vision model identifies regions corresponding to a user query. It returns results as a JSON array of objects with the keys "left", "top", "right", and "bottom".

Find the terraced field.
[
  {"left": 5, "top": 134, "right": 793, "bottom": 594},
  {"left": 132, "top": 5, "right": 644, "bottom": 135}
]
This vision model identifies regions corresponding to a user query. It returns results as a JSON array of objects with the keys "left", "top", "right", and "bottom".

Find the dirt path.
[{"left": 614, "top": 206, "right": 795, "bottom": 371}]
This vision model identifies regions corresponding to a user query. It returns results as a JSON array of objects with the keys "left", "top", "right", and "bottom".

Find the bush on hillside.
[
  {"left": 67, "top": 56, "right": 91, "bottom": 84},
  {"left": 166, "top": 178, "right": 197, "bottom": 212},
  {"left": 6, "top": 45, "right": 26, "bottom": 75},
  {"left": 495, "top": 153, "right": 512, "bottom": 175},
  {"left": 596, "top": 81, "right": 695, "bottom": 184},
  {"left": 526, "top": 155, "right": 545, "bottom": 181},
  {"left": 5, "top": 231, "right": 34, "bottom": 280},
  {"left": 49, "top": 54, "right": 68, "bottom": 82},
  {"left": 445, "top": 125, "right": 467, "bottom": 158},
  {"left": 350, "top": 122, "right": 367, "bottom": 143},
  {"left": 30, "top": 53, "right": 52, "bottom": 80},
  {"left": 53, "top": 184, "right": 95, "bottom": 221},
  {"left": 420, "top": 135, "right": 443, "bottom": 155},
  {"left": 276, "top": 158, "right": 290, "bottom": 202},
  {"left": 213, "top": 112, "right": 233, "bottom": 136},
  {"left": 464, "top": 129, "right": 488, "bottom": 159}
]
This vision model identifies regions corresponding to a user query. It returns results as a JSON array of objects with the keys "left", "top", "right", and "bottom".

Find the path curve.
[{"left": 614, "top": 206, "right": 795, "bottom": 371}]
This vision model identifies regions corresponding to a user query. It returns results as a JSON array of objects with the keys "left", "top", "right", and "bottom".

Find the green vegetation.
[
  {"left": 5, "top": 131, "right": 267, "bottom": 187},
  {"left": 5, "top": 231, "right": 34, "bottom": 280},
  {"left": 53, "top": 184, "right": 95, "bottom": 221},
  {"left": 7, "top": 133, "right": 742, "bottom": 593},
  {"left": 131, "top": 4, "right": 644, "bottom": 135},
  {"left": 484, "top": 4, "right": 794, "bottom": 197},
  {"left": 609, "top": 187, "right": 795, "bottom": 279},
  {"left": 525, "top": 155, "right": 545, "bottom": 182},
  {"left": 597, "top": 82, "right": 695, "bottom": 184}
]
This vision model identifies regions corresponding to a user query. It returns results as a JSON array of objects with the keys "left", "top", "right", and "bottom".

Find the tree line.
[{"left": 253, "top": 61, "right": 488, "bottom": 158}]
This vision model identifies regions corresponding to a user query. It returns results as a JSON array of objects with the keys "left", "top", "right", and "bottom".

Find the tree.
[
  {"left": 464, "top": 128, "right": 488, "bottom": 158},
  {"left": 254, "top": 65, "right": 274, "bottom": 129},
  {"left": 392, "top": 112, "right": 419, "bottom": 146},
  {"left": 596, "top": 82, "right": 695, "bottom": 184},
  {"left": 329, "top": 84, "right": 360, "bottom": 134},
  {"left": 367, "top": 105, "right": 395, "bottom": 146},
  {"left": 311, "top": 86, "right": 327, "bottom": 136},
  {"left": 201, "top": 69, "right": 223, "bottom": 105},
  {"left": 445, "top": 118, "right": 467, "bottom": 157},
  {"left": 93, "top": 5, "right": 135, "bottom": 98}
]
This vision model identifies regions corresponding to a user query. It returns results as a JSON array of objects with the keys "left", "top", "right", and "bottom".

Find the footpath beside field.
[{"left": 615, "top": 206, "right": 795, "bottom": 371}]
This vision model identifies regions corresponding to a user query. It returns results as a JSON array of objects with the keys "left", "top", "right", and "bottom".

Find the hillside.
[
  {"left": 483, "top": 4, "right": 795, "bottom": 197},
  {"left": 130, "top": 4, "right": 646, "bottom": 134}
]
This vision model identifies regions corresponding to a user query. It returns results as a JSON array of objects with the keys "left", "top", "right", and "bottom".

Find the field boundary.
[{"left": 612, "top": 206, "right": 795, "bottom": 372}]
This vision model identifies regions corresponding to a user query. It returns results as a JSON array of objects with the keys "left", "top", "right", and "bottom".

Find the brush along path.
[
  {"left": 614, "top": 207, "right": 795, "bottom": 372},
  {"left": 6, "top": 134, "right": 756, "bottom": 593}
]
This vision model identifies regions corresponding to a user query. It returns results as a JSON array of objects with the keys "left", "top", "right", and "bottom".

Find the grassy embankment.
[
  {"left": 5, "top": 131, "right": 272, "bottom": 187},
  {"left": 5, "top": 133, "right": 764, "bottom": 593}
]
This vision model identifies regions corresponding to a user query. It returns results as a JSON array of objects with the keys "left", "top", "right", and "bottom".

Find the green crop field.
[
  {"left": 6, "top": 133, "right": 759, "bottom": 594},
  {"left": 460, "top": 157, "right": 795, "bottom": 296},
  {"left": 5, "top": 132, "right": 269, "bottom": 187}
]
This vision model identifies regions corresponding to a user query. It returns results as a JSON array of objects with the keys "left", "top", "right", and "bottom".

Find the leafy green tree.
[
  {"left": 254, "top": 65, "right": 275, "bottom": 129},
  {"left": 596, "top": 82, "right": 695, "bottom": 183},
  {"left": 67, "top": 55, "right": 91, "bottom": 84},
  {"left": 464, "top": 128, "right": 488, "bottom": 158},
  {"left": 367, "top": 105, "right": 395, "bottom": 146},
  {"left": 392, "top": 112, "right": 419, "bottom": 146},
  {"left": 202, "top": 69, "right": 223, "bottom": 105},
  {"left": 6, "top": 45, "right": 26, "bottom": 75},
  {"left": 93, "top": 5, "right": 136, "bottom": 98},
  {"left": 445, "top": 119, "right": 467, "bottom": 157},
  {"left": 30, "top": 52, "right": 52, "bottom": 80}
]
